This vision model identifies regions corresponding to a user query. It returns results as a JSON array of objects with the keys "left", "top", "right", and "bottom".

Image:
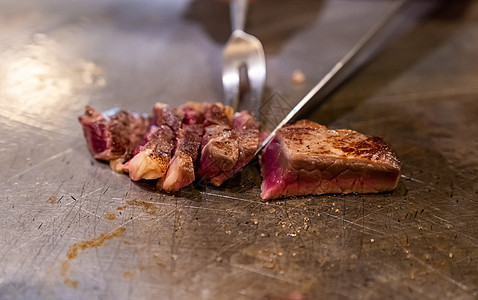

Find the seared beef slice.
[
  {"left": 159, "top": 103, "right": 205, "bottom": 191},
  {"left": 123, "top": 104, "right": 180, "bottom": 181},
  {"left": 197, "top": 103, "right": 235, "bottom": 182},
  {"left": 78, "top": 106, "right": 149, "bottom": 161},
  {"left": 260, "top": 120, "right": 401, "bottom": 200},
  {"left": 197, "top": 103, "right": 259, "bottom": 186},
  {"left": 208, "top": 111, "right": 260, "bottom": 186}
]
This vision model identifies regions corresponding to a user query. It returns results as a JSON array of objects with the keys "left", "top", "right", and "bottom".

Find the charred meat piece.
[
  {"left": 208, "top": 111, "right": 260, "bottom": 186},
  {"left": 159, "top": 124, "right": 204, "bottom": 191},
  {"left": 78, "top": 106, "right": 149, "bottom": 161},
  {"left": 197, "top": 103, "right": 234, "bottom": 182},
  {"left": 123, "top": 104, "right": 180, "bottom": 181},
  {"left": 197, "top": 103, "right": 259, "bottom": 186},
  {"left": 153, "top": 103, "right": 181, "bottom": 132},
  {"left": 203, "top": 102, "right": 234, "bottom": 127},
  {"left": 158, "top": 103, "right": 205, "bottom": 191},
  {"left": 260, "top": 120, "right": 401, "bottom": 200},
  {"left": 123, "top": 125, "right": 175, "bottom": 181}
]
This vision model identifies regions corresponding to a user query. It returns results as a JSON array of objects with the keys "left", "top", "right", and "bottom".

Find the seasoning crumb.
[
  {"left": 291, "top": 69, "right": 306, "bottom": 85},
  {"left": 370, "top": 238, "right": 375, "bottom": 243}
]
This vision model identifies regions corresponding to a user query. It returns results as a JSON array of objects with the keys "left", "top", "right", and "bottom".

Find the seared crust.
[
  {"left": 260, "top": 120, "right": 401, "bottom": 200},
  {"left": 78, "top": 106, "right": 149, "bottom": 161},
  {"left": 280, "top": 120, "right": 400, "bottom": 172}
]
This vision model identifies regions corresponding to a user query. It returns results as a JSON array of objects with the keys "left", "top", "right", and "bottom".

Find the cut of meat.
[
  {"left": 260, "top": 120, "right": 401, "bottom": 200},
  {"left": 197, "top": 103, "right": 235, "bottom": 182},
  {"left": 158, "top": 124, "right": 204, "bottom": 191},
  {"left": 202, "top": 102, "right": 234, "bottom": 127},
  {"left": 123, "top": 125, "right": 175, "bottom": 180},
  {"left": 153, "top": 103, "right": 182, "bottom": 132},
  {"left": 78, "top": 106, "right": 150, "bottom": 161},
  {"left": 209, "top": 111, "right": 260, "bottom": 186},
  {"left": 79, "top": 104, "right": 402, "bottom": 200},
  {"left": 123, "top": 104, "right": 180, "bottom": 181},
  {"left": 158, "top": 103, "right": 205, "bottom": 192},
  {"left": 197, "top": 103, "right": 259, "bottom": 186}
]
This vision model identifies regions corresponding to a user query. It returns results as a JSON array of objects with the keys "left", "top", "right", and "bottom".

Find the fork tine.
[
  {"left": 247, "top": 50, "right": 265, "bottom": 117},
  {"left": 222, "top": 0, "right": 266, "bottom": 115},
  {"left": 222, "top": 58, "right": 241, "bottom": 110}
]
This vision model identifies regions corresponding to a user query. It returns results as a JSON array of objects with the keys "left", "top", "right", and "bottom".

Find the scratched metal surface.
[{"left": 1, "top": 0, "right": 478, "bottom": 299}]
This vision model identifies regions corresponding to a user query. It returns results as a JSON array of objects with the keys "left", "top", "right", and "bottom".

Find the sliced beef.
[
  {"left": 153, "top": 102, "right": 181, "bottom": 132},
  {"left": 78, "top": 106, "right": 149, "bottom": 161},
  {"left": 197, "top": 103, "right": 234, "bottom": 181},
  {"left": 203, "top": 102, "right": 234, "bottom": 127},
  {"left": 158, "top": 103, "right": 205, "bottom": 192},
  {"left": 123, "top": 104, "right": 180, "bottom": 181},
  {"left": 197, "top": 104, "right": 259, "bottom": 186},
  {"left": 208, "top": 111, "right": 260, "bottom": 186},
  {"left": 260, "top": 120, "right": 401, "bottom": 200}
]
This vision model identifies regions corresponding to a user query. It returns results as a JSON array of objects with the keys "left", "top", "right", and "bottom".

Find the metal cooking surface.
[{"left": 1, "top": 0, "right": 478, "bottom": 299}]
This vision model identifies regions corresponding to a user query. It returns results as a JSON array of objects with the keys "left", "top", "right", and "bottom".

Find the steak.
[
  {"left": 208, "top": 111, "right": 260, "bottom": 186},
  {"left": 153, "top": 102, "right": 181, "bottom": 132},
  {"left": 123, "top": 104, "right": 179, "bottom": 181},
  {"left": 197, "top": 103, "right": 235, "bottom": 182},
  {"left": 260, "top": 120, "right": 401, "bottom": 200},
  {"left": 158, "top": 103, "right": 205, "bottom": 191},
  {"left": 78, "top": 106, "right": 149, "bottom": 161},
  {"left": 197, "top": 104, "right": 259, "bottom": 186}
]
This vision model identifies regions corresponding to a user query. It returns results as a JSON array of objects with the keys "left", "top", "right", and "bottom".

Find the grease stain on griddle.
[
  {"left": 60, "top": 227, "right": 126, "bottom": 288},
  {"left": 104, "top": 213, "right": 116, "bottom": 220},
  {"left": 123, "top": 270, "right": 135, "bottom": 278},
  {"left": 127, "top": 199, "right": 158, "bottom": 215},
  {"left": 48, "top": 196, "right": 57, "bottom": 204}
]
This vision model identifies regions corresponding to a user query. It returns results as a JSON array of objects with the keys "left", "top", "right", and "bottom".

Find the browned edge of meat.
[
  {"left": 123, "top": 103, "right": 180, "bottom": 181},
  {"left": 78, "top": 106, "right": 150, "bottom": 162},
  {"left": 260, "top": 120, "right": 401, "bottom": 200},
  {"left": 158, "top": 102, "right": 205, "bottom": 192},
  {"left": 196, "top": 103, "right": 237, "bottom": 183},
  {"left": 208, "top": 110, "right": 260, "bottom": 186}
]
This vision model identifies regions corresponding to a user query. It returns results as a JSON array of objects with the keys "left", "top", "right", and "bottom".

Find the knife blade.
[{"left": 255, "top": 0, "right": 415, "bottom": 156}]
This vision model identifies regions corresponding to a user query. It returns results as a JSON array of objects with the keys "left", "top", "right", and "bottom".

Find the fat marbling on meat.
[{"left": 260, "top": 120, "right": 401, "bottom": 200}]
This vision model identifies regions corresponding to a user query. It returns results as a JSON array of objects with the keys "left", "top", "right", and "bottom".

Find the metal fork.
[{"left": 222, "top": 0, "right": 266, "bottom": 117}]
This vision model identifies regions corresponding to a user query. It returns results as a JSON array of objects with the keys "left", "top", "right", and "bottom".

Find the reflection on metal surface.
[
  {"left": 0, "top": 33, "right": 103, "bottom": 133},
  {"left": 81, "top": 60, "right": 106, "bottom": 87},
  {"left": 0, "top": 34, "right": 72, "bottom": 120}
]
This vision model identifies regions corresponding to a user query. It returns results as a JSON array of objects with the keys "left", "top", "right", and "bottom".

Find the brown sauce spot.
[
  {"left": 61, "top": 227, "right": 126, "bottom": 288},
  {"left": 127, "top": 199, "right": 158, "bottom": 214},
  {"left": 104, "top": 213, "right": 116, "bottom": 220},
  {"left": 123, "top": 270, "right": 135, "bottom": 278},
  {"left": 48, "top": 196, "right": 57, "bottom": 204},
  {"left": 116, "top": 205, "right": 126, "bottom": 210}
]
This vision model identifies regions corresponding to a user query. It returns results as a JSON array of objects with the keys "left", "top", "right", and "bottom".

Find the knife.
[{"left": 255, "top": 0, "right": 418, "bottom": 156}]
